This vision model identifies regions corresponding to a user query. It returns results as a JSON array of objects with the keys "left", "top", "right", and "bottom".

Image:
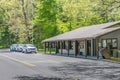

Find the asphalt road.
[{"left": 0, "top": 49, "right": 120, "bottom": 80}]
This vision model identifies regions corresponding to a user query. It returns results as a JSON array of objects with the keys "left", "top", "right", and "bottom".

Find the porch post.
[
  {"left": 85, "top": 39, "right": 87, "bottom": 58},
  {"left": 55, "top": 42, "right": 58, "bottom": 54},
  {"left": 91, "top": 39, "right": 94, "bottom": 56},
  {"left": 60, "top": 41, "right": 63, "bottom": 55},
  {"left": 56, "top": 41, "right": 60, "bottom": 54},
  {"left": 75, "top": 41, "right": 78, "bottom": 57},
  {"left": 93, "top": 39, "right": 96, "bottom": 56},
  {"left": 67, "top": 41, "right": 70, "bottom": 56},
  {"left": 96, "top": 39, "right": 99, "bottom": 59},
  {"left": 50, "top": 42, "right": 52, "bottom": 54},
  {"left": 48, "top": 42, "right": 50, "bottom": 52},
  {"left": 44, "top": 42, "right": 46, "bottom": 54},
  {"left": 55, "top": 42, "right": 57, "bottom": 54}
]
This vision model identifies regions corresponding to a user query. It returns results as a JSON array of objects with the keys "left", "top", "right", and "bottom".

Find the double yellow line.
[{"left": 0, "top": 54, "right": 36, "bottom": 67}]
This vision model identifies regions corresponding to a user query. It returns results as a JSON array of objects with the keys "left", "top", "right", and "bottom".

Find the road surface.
[{"left": 0, "top": 49, "right": 120, "bottom": 80}]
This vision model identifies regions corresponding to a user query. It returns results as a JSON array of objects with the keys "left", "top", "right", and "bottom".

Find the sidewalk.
[{"left": 55, "top": 53, "right": 98, "bottom": 60}]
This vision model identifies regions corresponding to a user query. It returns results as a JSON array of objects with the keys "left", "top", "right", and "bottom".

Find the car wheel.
[
  {"left": 25, "top": 49, "right": 28, "bottom": 53},
  {"left": 22, "top": 50, "right": 24, "bottom": 53}
]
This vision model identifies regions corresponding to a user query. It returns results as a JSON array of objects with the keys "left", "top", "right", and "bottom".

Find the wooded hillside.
[{"left": 0, "top": 0, "right": 120, "bottom": 48}]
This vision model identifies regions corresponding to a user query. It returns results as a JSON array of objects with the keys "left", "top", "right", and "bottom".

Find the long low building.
[{"left": 43, "top": 21, "right": 120, "bottom": 58}]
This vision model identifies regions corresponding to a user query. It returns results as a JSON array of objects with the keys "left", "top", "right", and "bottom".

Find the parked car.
[
  {"left": 10, "top": 44, "right": 17, "bottom": 51},
  {"left": 22, "top": 44, "right": 37, "bottom": 53},
  {"left": 16, "top": 44, "right": 24, "bottom": 52}
]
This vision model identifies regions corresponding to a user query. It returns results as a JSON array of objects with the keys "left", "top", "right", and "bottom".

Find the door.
[
  {"left": 87, "top": 40, "right": 91, "bottom": 56},
  {"left": 75, "top": 41, "right": 79, "bottom": 56}
]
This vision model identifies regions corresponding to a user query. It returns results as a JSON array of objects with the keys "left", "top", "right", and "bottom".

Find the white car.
[
  {"left": 16, "top": 44, "right": 24, "bottom": 52},
  {"left": 22, "top": 44, "right": 37, "bottom": 53},
  {"left": 10, "top": 44, "right": 17, "bottom": 51}
]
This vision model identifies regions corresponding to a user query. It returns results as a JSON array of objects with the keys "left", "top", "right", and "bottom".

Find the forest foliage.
[{"left": 0, "top": 0, "right": 120, "bottom": 48}]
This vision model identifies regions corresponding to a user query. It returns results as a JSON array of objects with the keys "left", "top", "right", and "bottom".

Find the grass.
[
  {"left": 38, "top": 49, "right": 44, "bottom": 54},
  {"left": 0, "top": 46, "right": 7, "bottom": 49},
  {"left": 109, "top": 57, "right": 120, "bottom": 62},
  {"left": 38, "top": 48, "right": 56, "bottom": 55}
]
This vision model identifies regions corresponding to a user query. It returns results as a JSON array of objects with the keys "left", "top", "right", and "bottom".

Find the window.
[
  {"left": 51, "top": 42, "right": 55, "bottom": 48},
  {"left": 102, "top": 40, "right": 107, "bottom": 48},
  {"left": 63, "top": 41, "right": 66, "bottom": 49},
  {"left": 112, "top": 39, "right": 117, "bottom": 48},
  {"left": 79, "top": 41, "right": 85, "bottom": 49},
  {"left": 69, "top": 41, "right": 73, "bottom": 49},
  {"left": 46, "top": 43, "right": 49, "bottom": 48},
  {"left": 57, "top": 42, "right": 60, "bottom": 49},
  {"left": 102, "top": 38, "right": 118, "bottom": 49},
  {"left": 107, "top": 39, "right": 112, "bottom": 44},
  {"left": 80, "top": 45, "right": 84, "bottom": 49}
]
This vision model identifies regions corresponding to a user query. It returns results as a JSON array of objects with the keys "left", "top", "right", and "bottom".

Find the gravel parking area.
[
  {"left": 24, "top": 54, "right": 120, "bottom": 80},
  {"left": 0, "top": 49, "right": 120, "bottom": 80},
  {"left": 49, "top": 58, "right": 120, "bottom": 80}
]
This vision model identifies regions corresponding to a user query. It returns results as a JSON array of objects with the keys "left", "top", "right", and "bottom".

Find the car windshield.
[{"left": 26, "top": 44, "right": 34, "bottom": 47}]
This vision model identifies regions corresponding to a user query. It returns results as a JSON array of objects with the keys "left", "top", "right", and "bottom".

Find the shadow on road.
[
  {"left": 50, "top": 62, "right": 120, "bottom": 80},
  {"left": 14, "top": 75, "right": 71, "bottom": 80}
]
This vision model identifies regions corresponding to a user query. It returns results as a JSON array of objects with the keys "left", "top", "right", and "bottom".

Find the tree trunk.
[{"left": 21, "top": 0, "right": 30, "bottom": 43}]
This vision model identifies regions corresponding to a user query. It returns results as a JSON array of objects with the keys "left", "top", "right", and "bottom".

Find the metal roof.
[{"left": 43, "top": 21, "right": 120, "bottom": 42}]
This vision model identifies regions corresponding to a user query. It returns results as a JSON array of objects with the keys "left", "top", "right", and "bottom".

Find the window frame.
[
  {"left": 112, "top": 38, "right": 118, "bottom": 49},
  {"left": 101, "top": 38, "right": 118, "bottom": 49}
]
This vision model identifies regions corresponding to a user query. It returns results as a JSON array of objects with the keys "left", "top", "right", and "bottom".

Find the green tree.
[
  {"left": 0, "top": 3, "right": 11, "bottom": 48},
  {"left": 94, "top": 0, "right": 120, "bottom": 23},
  {"left": 57, "top": 0, "right": 99, "bottom": 32},
  {"left": 1, "top": 0, "right": 120, "bottom": 49},
  {"left": 34, "top": 0, "right": 60, "bottom": 48}
]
